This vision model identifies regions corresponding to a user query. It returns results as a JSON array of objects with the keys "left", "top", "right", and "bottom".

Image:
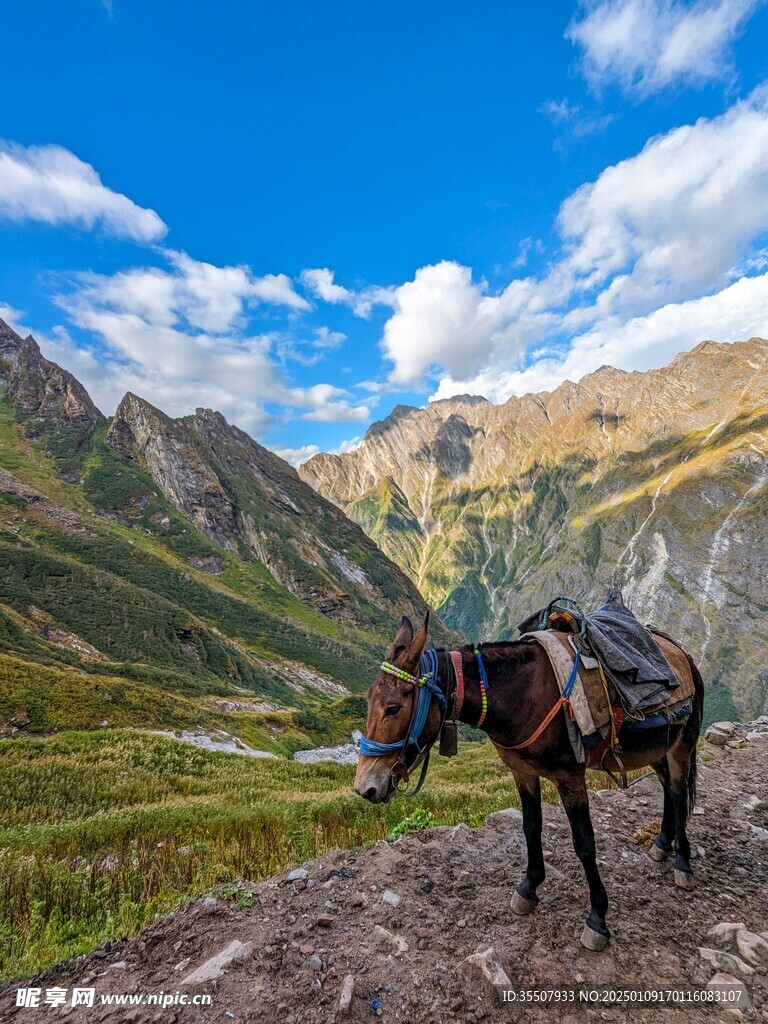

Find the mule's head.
[{"left": 354, "top": 612, "right": 441, "bottom": 803}]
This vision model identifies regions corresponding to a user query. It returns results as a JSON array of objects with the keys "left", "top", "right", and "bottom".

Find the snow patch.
[{"left": 330, "top": 553, "right": 372, "bottom": 589}]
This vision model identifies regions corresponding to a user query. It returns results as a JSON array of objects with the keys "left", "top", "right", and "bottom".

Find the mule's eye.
[{"left": 384, "top": 705, "right": 402, "bottom": 718}]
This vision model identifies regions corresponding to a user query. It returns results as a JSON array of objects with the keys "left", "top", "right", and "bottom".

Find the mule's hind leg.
[
  {"left": 649, "top": 758, "right": 675, "bottom": 862},
  {"left": 555, "top": 772, "right": 610, "bottom": 951},
  {"left": 668, "top": 744, "right": 695, "bottom": 890},
  {"left": 510, "top": 772, "right": 545, "bottom": 915}
]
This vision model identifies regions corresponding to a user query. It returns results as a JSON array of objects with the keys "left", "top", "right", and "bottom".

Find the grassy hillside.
[{"left": 0, "top": 729, "right": 575, "bottom": 981}]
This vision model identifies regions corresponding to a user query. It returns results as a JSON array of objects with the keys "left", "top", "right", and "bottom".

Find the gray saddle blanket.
[{"left": 518, "top": 600, "right": 679, "bottom": 713}]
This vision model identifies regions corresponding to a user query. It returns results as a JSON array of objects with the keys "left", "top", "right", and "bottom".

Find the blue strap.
[
  {"left": 475, "top": 648, "right": 490, "bottom": 691},
  {"left": 562, "top": 648, "right": 581, "bottom": 699}
]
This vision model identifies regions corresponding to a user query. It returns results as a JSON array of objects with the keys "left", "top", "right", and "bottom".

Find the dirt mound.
[{"left": 3, "top": 738, "right": 768, "bottom": 1024}]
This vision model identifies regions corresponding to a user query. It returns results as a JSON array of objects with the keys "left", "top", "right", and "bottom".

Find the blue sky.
[{"left": 2, "top": 0, "right": 768, "bottom": 464}]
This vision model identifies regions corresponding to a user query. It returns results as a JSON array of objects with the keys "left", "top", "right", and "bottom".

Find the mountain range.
[
  {"left": 301, "top": 338, "right": 768, "bottom": 721},
  {"left": 0, "top": 317, "right": 453, "bottom": 750}
]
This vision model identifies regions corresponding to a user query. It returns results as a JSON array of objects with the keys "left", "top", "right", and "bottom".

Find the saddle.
[{"left": 521, "top": 609, "right": 696, "bottom": 771}]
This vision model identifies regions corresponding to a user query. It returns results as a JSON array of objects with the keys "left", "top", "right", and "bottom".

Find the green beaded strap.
[{"left": 380, "top": 661, "right": 426, "bottom": 686}]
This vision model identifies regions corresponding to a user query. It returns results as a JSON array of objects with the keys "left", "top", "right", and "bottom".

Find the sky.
[{"left": 2, "top": 0, "right": 768, "bottom": 466}]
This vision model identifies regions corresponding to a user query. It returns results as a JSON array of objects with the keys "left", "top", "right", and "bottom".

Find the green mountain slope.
[
  {"left": 301, "top": 338, "right": 768, "bottom": 721},
  {"left": 0, "top": 317, "right": 453, "bottom": 749}
]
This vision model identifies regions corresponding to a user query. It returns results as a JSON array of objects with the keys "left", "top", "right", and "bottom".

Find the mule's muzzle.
[{"left": 354, "top": 771, "right": 395, "bottom": 804}]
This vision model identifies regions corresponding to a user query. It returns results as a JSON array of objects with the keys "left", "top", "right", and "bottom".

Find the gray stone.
[
  {"left": 706, "top": 972, "right": 752, "bottom": 1009},
  {"left": 180, "top": 940, "right": 254, "bottom": 985},
  {"left": 286, "top": 867, "right": 309, "bottom": 882},
  {"left": 698, "top": 947, "right": 754, "bottom": 978},
  {"left": 707, "top": 923, "right": 747, "bottom": 944},
  {"left": 337, "top": 974, "right": 355, "bottom": 1016},
  {"left": 457, "top": 945, "right": 512, "bottom": 1007},
  {"left": 736, "top": 930, "right": 768, "bottom": 967},
  {"left": 373, "top": 925, "right": 409, "bottom": 955},
  {"left": 308, "top": 955, "right": 323, "bottom": 972},
  {"left": 382, "top": 889, "right": 401, "bottom": 908}
]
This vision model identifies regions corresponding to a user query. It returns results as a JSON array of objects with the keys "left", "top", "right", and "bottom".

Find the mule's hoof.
[
  {"left": 510, "top": 890, "right": 538, "bottom": 916},
  {"left": 674, "top": 869, "right": 695, "bottom": 891},
  {"left": 580, "top": 924, "right": 609, "bottom": 952},
  {"left": 649, "top": 842, "right": 669, "bottom": 862}
]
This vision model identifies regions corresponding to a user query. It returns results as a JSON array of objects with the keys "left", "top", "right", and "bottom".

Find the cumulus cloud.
[
  {"left": 430, "top": 271, "right": 768, "bottom": 402},
  {"left": 300, "top": 267, "right": 393, "bottom": 318},
  {"left": 287, "top": 383, "right": 372, "bottom": 423},
  {"left": 269, "top": 434, "right": 362, "bottom": 467},
  {"left": 567, "top": 0, "right": 763, "bottom": 97},
  {"left": 0, "top": 141, "right": 166, "bottom": 242},
  {"left": 46, "top": 251, "right": 370, "bottom": 434},
  {"left": 380, "top": 86, "right": 768, "bottom": 394}
]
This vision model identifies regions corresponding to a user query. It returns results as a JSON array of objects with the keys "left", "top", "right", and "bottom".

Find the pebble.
[
  {"left": 373, "top": 925, "right": 409, "bottom": 955},
  {"left": 337, "top": 974, "right": 355, "bottom": 1016},
  {"left": 286, "top": 868, "right": 309, "bottom": 883},
  {"left": 179, "top": 940, "right": 254, "bottom": 985},
  {"left": 316, "top": 915, "right": 334, "bottom": 928},
  {"left": 382, "top": 889, "right": 401, "bottom": 908},
  {"left": 308, "top": 955, "right": 323, "bottom": 972}
]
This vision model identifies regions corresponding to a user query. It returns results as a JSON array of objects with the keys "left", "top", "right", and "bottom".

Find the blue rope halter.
[{"left": 358, "top": 649, "right": 447, "bottom": 758}]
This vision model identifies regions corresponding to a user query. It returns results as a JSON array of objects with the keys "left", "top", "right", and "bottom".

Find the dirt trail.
[{"left": 3, "top": 736, "right": 768, "bottom": 1024}]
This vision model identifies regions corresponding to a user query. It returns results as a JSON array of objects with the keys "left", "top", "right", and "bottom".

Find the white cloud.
[
  {"left": 44, "top": 251, "right": 369, "bottom": 433},
  {"left": 430, "top": 271, "right": 768, "bottom": 402},
  {"left": 268, "top": 434, "right": 361, "bottom": 469},
  {"left": 567, "top": 0, "right": 763, "bottom": 97},
  {"left": 312, "top": 326, "right": 346, "bottom": 349},
  {"left": 287, "top": 383, "right": 372, "bottom": 423},
  {"left": 0, "top": 141, "right": 166, "bottom": 242},
  {"left": 301, "top": 267, "right": 394, "bottom": 318},
  {"left": 380, "top": 261, "right": 554, "bottom": 387},
  {"left": 269, "top": 443, "right": 321, "bottom": 468},
  {"left": 555, "top": 84, "right": 768, "bottom": 312},
  {"left": 380, "top": 87, "right": 768, "bottom": 393}
]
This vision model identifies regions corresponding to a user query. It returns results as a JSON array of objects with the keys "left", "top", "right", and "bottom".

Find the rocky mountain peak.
[
  {"left": 0, "top": 316, "right": 24, "bottom": 360},
  {"left": 0, "top": 320, "right": 104, "bottom": 454}
]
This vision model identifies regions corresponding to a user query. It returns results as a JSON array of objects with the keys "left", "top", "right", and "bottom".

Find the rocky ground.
[{"left": 2, "top": 729, "right": 767, "bottom": 1024}]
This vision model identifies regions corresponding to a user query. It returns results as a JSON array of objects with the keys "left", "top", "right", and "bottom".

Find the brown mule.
[{"left": 355, "top": 611, "right": 704, "bottom": 951}]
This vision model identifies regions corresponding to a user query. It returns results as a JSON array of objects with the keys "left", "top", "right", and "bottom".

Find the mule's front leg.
[
  {"left": 557, "top": 774, "right": 610, "bottom": 951},
  {"left": 510, "top": 772, "right": 545, "bottom": 915}
]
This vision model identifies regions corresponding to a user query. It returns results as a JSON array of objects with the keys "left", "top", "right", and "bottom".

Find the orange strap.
[{"left": 498, "top": 695, "right": 573, "bottom": 752}]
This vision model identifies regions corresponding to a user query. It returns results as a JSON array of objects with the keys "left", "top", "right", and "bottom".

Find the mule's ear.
[
  {"left": 387, "top": 615, "right": 414, "bottom": 660},
  {"left": 407, "top": 610, "right": 430, "bottom": 663}
]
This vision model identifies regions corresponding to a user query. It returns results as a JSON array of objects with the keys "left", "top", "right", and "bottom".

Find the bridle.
[{"left": 358, "top": 650, "right": 448, "bottom": 797}]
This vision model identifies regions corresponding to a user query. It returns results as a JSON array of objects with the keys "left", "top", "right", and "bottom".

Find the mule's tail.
[{"left": 683, "top": 651, "right": 705, "bottom": 812}]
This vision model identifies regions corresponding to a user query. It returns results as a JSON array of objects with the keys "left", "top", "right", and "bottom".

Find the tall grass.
[{"left": 0, "top": 730, "right": 536, "bottom": 981}]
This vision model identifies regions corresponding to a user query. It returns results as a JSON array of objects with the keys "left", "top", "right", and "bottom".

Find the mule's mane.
[{"left": 431, "top": 641, "right": 536, "bottom": 667}]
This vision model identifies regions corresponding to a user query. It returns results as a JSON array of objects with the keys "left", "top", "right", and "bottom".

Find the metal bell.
[{"left": 439, "top": 720, "right": 458, "bottom": 757}]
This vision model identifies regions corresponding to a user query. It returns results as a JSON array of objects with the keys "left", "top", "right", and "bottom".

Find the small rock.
[
  {"left": 180, "top": 940, "right": 254, "bottom": 985},
  {"left": 173, "top": 940, "right": 183, "bottom": 952},
  {"left": 373, "top": 925, "right": 409, "bottom": 955},
  {"left": 349, "top": 892, "right": 368, "bottom": 908},
  {"left": 706, "top": 972, "right": 752, "bottom": 1009},
  {"left": 308, "top": 955, "right": 323, "bottom": 972},
  {"left": 708, "top": 923, "right": 747, "bottom": 944},
  {"left": 316, "top": 914, "right": 334, "bottom": 928},
  {"left": 698, "top": 948, "right": 754, "bottom": 978},
  {"left": 286, "top": 868, "right": 309, "bottom": 883},
  {"left": 382, "top": 890, "right": 401, "bottom": 908},
  {"left": 174, "top": 957, "right": 191, "bottom": 973},
  {"left": 457, "top": 945, "right": 511, "bottom": 1006},
  {"left": 736, "top": 930, "right": 768, "bottom": 967},
  {"left": 108, "top": 961, "right": 128, "bottom": 971},
  {"left": 337, "top": 974, "right": 355, "bottom": 1016}
]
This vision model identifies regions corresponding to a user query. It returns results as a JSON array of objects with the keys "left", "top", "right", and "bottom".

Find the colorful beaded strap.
[{"left": 474, "top": 648, "right": 490, "bottom": 728}]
